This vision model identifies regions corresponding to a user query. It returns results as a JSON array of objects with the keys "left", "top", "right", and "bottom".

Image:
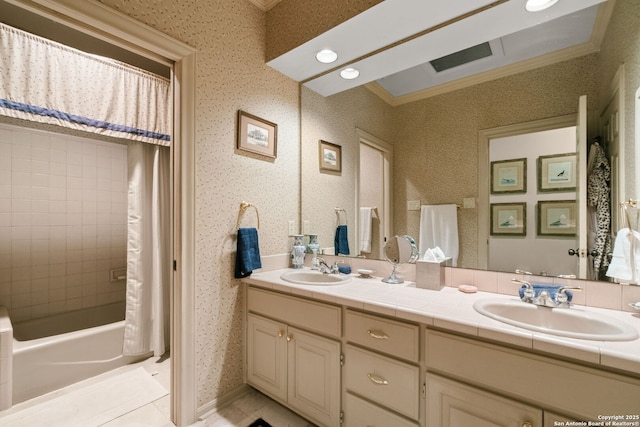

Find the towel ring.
[{"left": 237, "top": 201, "right": 260, "bottom": 229}]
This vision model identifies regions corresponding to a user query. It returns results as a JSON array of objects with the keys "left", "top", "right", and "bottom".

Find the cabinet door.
[
  {"left": 427, "top": 374, "right": 542, "bottom": 427},
  {"left": 287, "top": 326, "right": 340, "bottom": 427},
  {"left": 247, "top": 314, "right": 287, "bottom": 402}
]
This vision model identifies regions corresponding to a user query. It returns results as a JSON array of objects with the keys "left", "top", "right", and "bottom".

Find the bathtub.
[{"left": 11, "top": 302, "right": 150, "bottom": 404}]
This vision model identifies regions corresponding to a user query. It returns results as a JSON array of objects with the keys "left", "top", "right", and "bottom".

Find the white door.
[{"left": 576, "top": 94, "right": 589, "bottom": 278}]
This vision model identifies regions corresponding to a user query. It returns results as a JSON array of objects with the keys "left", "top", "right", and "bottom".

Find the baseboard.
[{"left": 196, "top": 383, "right": 252, "bottom": 420}]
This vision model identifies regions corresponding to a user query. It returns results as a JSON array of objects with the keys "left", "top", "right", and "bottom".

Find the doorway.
[
  {"left": 1, "top": 1, "right": 197, "bottom": 425},
  {"left": 357, "top": 129, "right": 392, "bottom": 259}
]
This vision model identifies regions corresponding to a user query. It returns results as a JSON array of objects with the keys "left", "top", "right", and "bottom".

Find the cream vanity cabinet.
[
  {"left": 343, "top": 309, "right": 421, "bottom": 427},
  {"left": 426, "top": 329, "right": 640, "bottom": 427},
  {"left": 246, "top": 286, "right": 341, "bottom": 426}
]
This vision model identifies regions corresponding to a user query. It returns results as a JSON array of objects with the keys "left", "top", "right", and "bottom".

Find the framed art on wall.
[
  {"left": 537, "top": 153, "right": 576, "bottom": 192},
  {"left": 491, "top": 158, "right": 527, "bottom": 194},
  {"left": 537, "top": 200, "right": 577, "bottom": 236},
  {"left": 490, "top": 202, "right": 526, "bottom": 236},
  {"left": 236, "top": 110, "right": 277, "bottom": 158},
  {"left": 319, "top": 140, "right": 342, "bottom": 172}
]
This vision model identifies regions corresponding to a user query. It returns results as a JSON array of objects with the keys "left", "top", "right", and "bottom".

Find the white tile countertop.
[{"left": 243, "top": 268, "right": 640, "bottom": 376}]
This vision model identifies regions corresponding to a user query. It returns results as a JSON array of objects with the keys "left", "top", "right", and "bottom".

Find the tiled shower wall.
[{"left": 0, "top": 123, "right": 128, "bottom": 323}]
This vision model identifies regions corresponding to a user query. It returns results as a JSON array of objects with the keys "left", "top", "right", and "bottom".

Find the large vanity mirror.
[{"left": 300, "top": 0, "right": 639, "bottom": 282}]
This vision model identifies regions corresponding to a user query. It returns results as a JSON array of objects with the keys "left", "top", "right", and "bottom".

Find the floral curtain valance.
[{"left": 0, "top": 22, "right": 171, "bottom": 145}]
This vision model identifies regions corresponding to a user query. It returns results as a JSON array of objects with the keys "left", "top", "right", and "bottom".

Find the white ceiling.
[{"left": 266, "top": 0, "right": 612, "bottom": 104}]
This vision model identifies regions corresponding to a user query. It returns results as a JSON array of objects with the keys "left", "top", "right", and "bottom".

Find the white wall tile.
[{"left": 0, "top": 124, "right": 127, "bottom": 321}]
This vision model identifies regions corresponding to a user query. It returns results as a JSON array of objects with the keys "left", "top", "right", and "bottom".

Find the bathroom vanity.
[{"left": 242, "top": 269, "right": 640, "bottom": 427}]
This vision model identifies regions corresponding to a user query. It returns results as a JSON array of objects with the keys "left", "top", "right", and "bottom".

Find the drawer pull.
[
  {"left": 367, "top": 372, "right": 389, "bottom": 385},
  {"left": 367, "top": 329, "right": 389, "bottom": 340}
]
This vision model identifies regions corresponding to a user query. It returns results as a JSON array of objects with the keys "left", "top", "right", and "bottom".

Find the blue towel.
[
  {"left": 518, "top": 284, "right": 573, "bottom": 302},
  {"left": 235, "top": 228, "right": 262, "bottom": 278},
  {"left": 334, "top": 225, "right": 350, "bottom": 255}
]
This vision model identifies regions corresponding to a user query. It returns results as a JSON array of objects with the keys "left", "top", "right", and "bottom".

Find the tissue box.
[{"left": 416, "top": 259, "right": 450, "bottom": 290}]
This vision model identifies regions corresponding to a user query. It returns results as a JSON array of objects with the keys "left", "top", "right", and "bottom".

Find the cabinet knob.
[
  {"left": 522, "top": 422, "right": 533, "bottom": 427},
  {"left": 286, "top": 334, "right": 293, "bottom": 342},
  {"left": 277, "top": 331, "right": 284, "bottom": 338},
  {"left": 367, "top": 329, "right": 390, "bottom": 340}
]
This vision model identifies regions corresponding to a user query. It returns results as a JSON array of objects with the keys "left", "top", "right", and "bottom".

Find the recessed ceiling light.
[
  {"left": 524, "top": 0, "right": 559, "bottom": 12},
  {"left": 315, "top": 49, "right": 338, "bottom": 64},
  {"left": 340, "top": 68, "right": 360, "bottom": 80}
]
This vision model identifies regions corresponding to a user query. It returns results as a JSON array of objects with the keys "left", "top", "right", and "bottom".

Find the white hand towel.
[
  {"left": 419, "top": 204, "right": 459, "bottom": 266},
  {"left": 359, "top": 207, "right": 373, "bottom": 253},
  {"left": 606, "top": 228, "right": 640, "bottom": 283}
]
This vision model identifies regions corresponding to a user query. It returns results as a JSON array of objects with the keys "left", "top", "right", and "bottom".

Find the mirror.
[
  {"left": 300, "top": 0, "right": 639, "bottom": 281},
  {"left": 382, "top": 235, "right": 418, "bottom": 284}
]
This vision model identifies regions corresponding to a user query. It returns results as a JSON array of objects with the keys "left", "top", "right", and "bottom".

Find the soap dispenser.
[
  {"left": 306, "top": 234, "right": 320, "bottom": 269},
  {"left": 290, "top": 235, "right": 305, "bottom": 269}
]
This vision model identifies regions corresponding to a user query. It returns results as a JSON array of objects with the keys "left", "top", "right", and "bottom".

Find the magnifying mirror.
[{"left": 382, "top": 235, "right": 418, "bottom": 284}]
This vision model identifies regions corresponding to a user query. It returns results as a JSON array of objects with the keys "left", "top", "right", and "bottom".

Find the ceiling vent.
[{"left": 429, "top": 42, "right": 493, "bottom": 72}]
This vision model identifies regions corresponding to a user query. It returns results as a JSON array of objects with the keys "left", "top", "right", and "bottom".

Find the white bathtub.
[{"left": 11, "top": 302, "right": 150, "bottom": 404}]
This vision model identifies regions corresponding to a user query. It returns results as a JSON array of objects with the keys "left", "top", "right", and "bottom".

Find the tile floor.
[{"left": 2, "top": 354, "right": 315, "bottom": 427}]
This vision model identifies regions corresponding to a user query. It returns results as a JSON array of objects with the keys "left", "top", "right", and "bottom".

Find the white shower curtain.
[{"left": 123, "top": 141, "right": 171, "bottom": 356}]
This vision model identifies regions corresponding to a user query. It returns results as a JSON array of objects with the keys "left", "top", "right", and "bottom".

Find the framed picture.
[
  {"left": 490, "top": 202, "right": 526, "bottom": 236},
  {"left": 319, "top": 140, "right": 342, "bottom": 172},
  {"left": 491, "top": 158, "right": 527, "bottom": 194},
  {"left": 236, "top": 110, "right": 277, "bottom": 158},
  {"left": 537, "top": 200, "right": 577, "bottom": 236},
  {"left": 537, "top": 153, "right": 576, "bottom": 192}
]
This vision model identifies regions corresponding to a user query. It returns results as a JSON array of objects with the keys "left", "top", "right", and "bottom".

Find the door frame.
[
  {"left": 478, "top": 114, "right": 577, "bottom": 271},
  {"left": 356, "top": 128, "right": 393, "bottom": 256},
  {"left": 4, "top": 1, "right": 198, "bottom": 425}
]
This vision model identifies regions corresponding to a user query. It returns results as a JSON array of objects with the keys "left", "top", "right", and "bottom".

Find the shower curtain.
[
  {"left": 1, "top": 21, "right": 173, "bottom": 357},
  {"left": 124, "top": 141, "right": 171, "bottom": 356}
]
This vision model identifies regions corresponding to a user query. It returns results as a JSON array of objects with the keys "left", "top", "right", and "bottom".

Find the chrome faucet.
[
  {"left": 318, "top": 258, "right": 340, "bottom": 274},
  {"left": 512, "top": 279, "right": 581, "bottom": 308}
]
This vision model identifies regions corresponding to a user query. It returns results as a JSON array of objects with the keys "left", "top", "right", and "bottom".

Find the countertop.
[{"left": 243, "top": 268, "right": 640, "bottom": 376}]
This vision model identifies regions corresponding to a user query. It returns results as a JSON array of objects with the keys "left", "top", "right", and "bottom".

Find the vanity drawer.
[
  {"left": 247, "top": 287, "right": 341, "bottom": 338},
  {"left": 344, "top": 344, "right": 420, "bottom": 420},
  {"left": 345, "top": 309, "right": 420, "bottom": 362},
  {"left": 344, "top": 392, "right": 419, "bottom": 427}
]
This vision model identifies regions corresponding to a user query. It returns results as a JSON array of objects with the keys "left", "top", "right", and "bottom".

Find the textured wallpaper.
[
  {"left": 266, "top": 0, "right": 383, "bottom": 61},
  {"left": 597, "top": 0, "right": 640, "bottom": 200},
  {"left": 99, "top": 0, "right": 300, "bottom": 408}
]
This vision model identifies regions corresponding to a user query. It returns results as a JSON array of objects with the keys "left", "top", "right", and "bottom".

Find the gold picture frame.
[{"left": 236, "top": 110, "right": 277, "bottom": 159}]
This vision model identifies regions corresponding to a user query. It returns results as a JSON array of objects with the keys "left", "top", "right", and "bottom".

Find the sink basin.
[
  {"left": 473, "top": 298, "right": 639, "bottom": 341},
  {"left": 280, "top": 270, "right": 352, "bottom": 286}
]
